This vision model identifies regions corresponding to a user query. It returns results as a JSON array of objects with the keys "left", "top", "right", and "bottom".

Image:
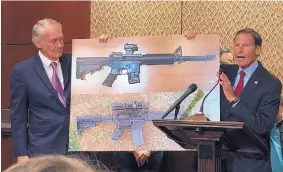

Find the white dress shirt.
[{"left": 38, "top": 51, "right": 64, "bottom": 89}]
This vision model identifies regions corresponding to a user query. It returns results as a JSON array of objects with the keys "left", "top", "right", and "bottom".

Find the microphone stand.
[
  {"left": 174, "top": 104, "right": 180, "bottom": 120},
  {"left": 161, "top": 83, "right": 198, "bottom": 119},
  {"left": 187, "top": 68, "right": 223, "bottom": 121}
]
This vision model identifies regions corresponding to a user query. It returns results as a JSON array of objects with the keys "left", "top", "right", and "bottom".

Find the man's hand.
[
  {"left": 138, "top": 151, "right": 151, "bottom": 167},
  {"left": 17, "top": 156, "right": 29, "bottom": 164},
  {"left": 217, "top": 72, "right": 236, "bottom": 102},
  {"left": 98, "top": 34, "right": 115, "bottom": 43},
  {"left": 132, "top": 151, "right": 151, "bottom": 167},
  {"left": 132, "top": 151, "right": 143, "bottom": 167},
  {"left": 184, "top": 31, "right": 197, "bottom": 40}
]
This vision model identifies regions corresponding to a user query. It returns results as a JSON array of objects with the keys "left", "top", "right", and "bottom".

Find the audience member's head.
[
  {"left": 220, "top": 48, "right": 234, "bottom": 64},
  {"left": 4, "top": 155, "right": 95, "bottom": 172}
]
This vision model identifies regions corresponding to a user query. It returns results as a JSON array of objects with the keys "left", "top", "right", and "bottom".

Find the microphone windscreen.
[{"left": 188, "top": 83, "right": 198, "bottom": 92}]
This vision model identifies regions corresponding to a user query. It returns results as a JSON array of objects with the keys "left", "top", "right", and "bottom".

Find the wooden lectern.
[{"left": 152, "top": 119, "right": 269, "bottom": 172}]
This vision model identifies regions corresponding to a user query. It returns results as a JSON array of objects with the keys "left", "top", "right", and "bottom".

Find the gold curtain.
[{"left": 91, "top": 1, "right": 283, "bottom": 92}]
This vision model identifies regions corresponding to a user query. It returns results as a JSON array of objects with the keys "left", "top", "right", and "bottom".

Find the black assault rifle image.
[{"left": 76, "top": 43, "right": 216, "bottom": 87}]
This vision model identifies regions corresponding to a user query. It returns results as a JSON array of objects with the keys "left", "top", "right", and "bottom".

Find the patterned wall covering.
[
  {"left": 182, "top": 1, "right": 283, "bottom": 85},
  {"left": 90, "top": 1, "right": 283, "bottom": 92},
  {"left": 90, "top": 1, "right": 182, "bottom": 37}
]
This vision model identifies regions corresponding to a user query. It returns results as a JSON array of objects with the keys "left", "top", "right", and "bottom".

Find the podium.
[{"left": 152, "top": 119, "right": 269, "bottom": 172}]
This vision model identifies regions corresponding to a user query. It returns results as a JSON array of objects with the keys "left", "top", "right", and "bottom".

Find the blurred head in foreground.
[{"left": 4, "top": 155, "right": 95, "bottom": 172}]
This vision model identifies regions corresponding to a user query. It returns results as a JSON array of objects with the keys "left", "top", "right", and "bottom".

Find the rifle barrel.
[{"left": 140, "top": 54, "right": 216, "bottom": 65}]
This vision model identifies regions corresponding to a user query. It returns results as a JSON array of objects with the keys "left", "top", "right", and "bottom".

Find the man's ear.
[
  {"left": 255, "top": 46, "right": 261, "bottom": 56},
  {"left": 33, "top": 39, "right": 42, "bottom": 49}
]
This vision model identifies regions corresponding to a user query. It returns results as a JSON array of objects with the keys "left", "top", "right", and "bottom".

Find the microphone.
[
  {"left": 161, "top": 83, "right": 198, "bottom": 119},
  {"left": 198, "top": 66, "right": 223, "bottom": 120}
]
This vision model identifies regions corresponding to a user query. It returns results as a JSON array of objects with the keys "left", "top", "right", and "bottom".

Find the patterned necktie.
[
  {"left": 50, "top": 62, "right": 66, "bottom": 107},
  {"left": 234, "top": 70, "right": 245, "bottom": 97}
]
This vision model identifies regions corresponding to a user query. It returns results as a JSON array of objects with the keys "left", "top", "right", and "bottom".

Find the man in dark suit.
[
  {"left": 10, "top": 18, "right": 111, "bottom": 164},
  {"left": 219, "top": 28, "right": 282, "bottom": 172}
]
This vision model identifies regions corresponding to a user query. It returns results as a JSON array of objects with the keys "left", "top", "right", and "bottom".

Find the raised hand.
[
  {"left": 217, "top": 72, "right": 236, "bottom": 102},
  {"left": 98, "top": 34, "right": 115, "bottom": 43},
  {"left": 184, "top": 31, "right": 197, "bottom": 40}
]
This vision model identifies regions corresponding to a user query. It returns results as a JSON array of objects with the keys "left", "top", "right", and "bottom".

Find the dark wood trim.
[
  {"left": 2, "top": 109, "right": 12, "bottom": 137},
  {"left": 153, "top": 120, "right": 270, "bottom": 172},
  {"left": 2, "top": 122, "right": 12, "bottom": 137}
]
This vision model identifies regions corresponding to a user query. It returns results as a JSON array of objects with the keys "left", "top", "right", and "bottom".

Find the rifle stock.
[
  {"left": 76, "top": 57, "right": 107, "bottom": 80},
  {"left": 76, "top": 118, "right": 97, "bottom": 135},
  {"left": 76, "top": 116, "right": 113, "bottom": 135}
]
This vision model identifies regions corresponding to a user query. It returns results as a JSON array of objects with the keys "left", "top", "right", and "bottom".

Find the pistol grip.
[
  {"left": 102, "top": 73, "right": 117, "bottom": 87},
  {"left": 112, "top": 126, "right": 126, "bottom": 140}
]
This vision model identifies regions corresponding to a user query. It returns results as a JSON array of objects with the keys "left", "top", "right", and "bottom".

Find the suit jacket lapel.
[
  {"left": 221, "top": 65, "right": 239, "bottom": 115},
  {"left": 32, "top": 54, "right": 66, "bottom": 108},
  {"left": 240, "top": 62, "right": 264, "bottom": 100},
  {"left": 227, "top": 65, "right": 239, "bottom": 88},
  {"left": 60, "top": 55, "right": 70, "bottom": 91}
]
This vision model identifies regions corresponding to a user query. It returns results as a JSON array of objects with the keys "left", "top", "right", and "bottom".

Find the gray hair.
[
  {"left": 32, "top": 18, "right": 62, "bottom": 43},
  {"left": 234, "top": 28, "right": 262, "bottom": 47}
]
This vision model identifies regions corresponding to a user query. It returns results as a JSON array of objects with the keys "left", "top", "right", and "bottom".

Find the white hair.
[{"left": 32, "top": 18, "right": 62, "bottom": 43}]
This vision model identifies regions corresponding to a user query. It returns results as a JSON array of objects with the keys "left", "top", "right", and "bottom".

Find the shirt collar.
[
  {"left": 38, "top": 50, "right": 59, "bottom": 68},
  {"left": 237, "top": 60, "right": 258, "bottom": 77}
]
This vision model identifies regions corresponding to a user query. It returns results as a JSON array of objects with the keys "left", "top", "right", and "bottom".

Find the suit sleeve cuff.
[
  {"left": 232, "top": 100, "right": 240, "bottom": 108},
  {"left": 230, "top": 97, "right": 241, "bottom": 108}
]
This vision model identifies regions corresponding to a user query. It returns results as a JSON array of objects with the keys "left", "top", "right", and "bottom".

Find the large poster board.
[{"left": 69, "top": 34, "right": 220, "bottom": 151}]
